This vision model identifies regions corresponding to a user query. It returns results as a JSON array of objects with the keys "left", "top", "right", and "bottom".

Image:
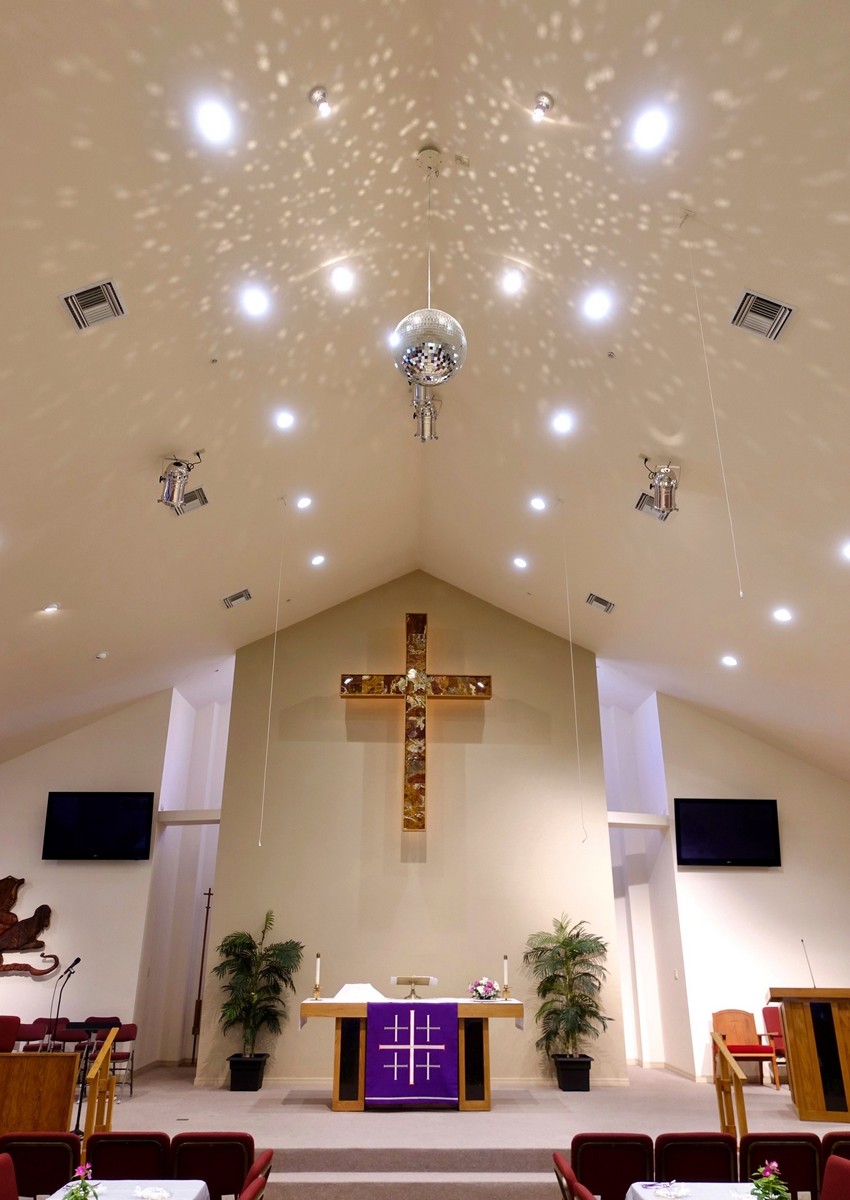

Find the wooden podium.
[
  {"left": 0, "top": 1052, "right": 79, "bottom": 1133},
  {"left": 768, "top": 988, "right": 850, "bottom": 1122},
  {"left": 300, "top": 998, "right": 524, "bottom": 1111}
]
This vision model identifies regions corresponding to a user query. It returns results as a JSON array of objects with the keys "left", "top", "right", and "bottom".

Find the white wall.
[
  {"left": 657, "top": 693, "right": 850, "bottom": 1079},
  {"left": 196, "top": 571, "right": 628, "bottom": 1087},
  {"left": 0, "top": 692, "right": 172, "bottom": 1024}
]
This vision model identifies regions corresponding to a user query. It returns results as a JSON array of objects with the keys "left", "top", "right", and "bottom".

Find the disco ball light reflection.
[{"left": 390, "top": 308, "right": 467, "bottom": 386}]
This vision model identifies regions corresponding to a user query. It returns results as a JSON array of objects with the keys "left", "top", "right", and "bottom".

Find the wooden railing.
[
  {"left": 712, "top": 1031, "right": 748, "bottom": 1139},
  {"left": 82, "top": 1026, "right": 118, "bottom": 1157}
]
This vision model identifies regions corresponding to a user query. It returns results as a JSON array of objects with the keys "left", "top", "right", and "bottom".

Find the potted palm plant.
[
  {"left": 522, "top": 913, "right": 611, "bottom": 1091},
  {"left": 212, "top": 910, "right": 304, "bottom": 1090}
]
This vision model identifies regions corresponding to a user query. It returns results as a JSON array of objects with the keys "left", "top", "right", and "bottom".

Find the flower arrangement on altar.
[
  {"left": 64, "top": 1163, "right": 98, "bottom": 1200},
  {"left": 750, "top": 1160, "right": 791, "bottom": 1200},
  {"left": 468, "top": 976, "right": 501, "bottom": 1000}
]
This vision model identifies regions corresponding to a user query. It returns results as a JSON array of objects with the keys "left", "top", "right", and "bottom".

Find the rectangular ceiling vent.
[
  {"left": 586, "top": 592, "right": 615, "bottom": 615},
  {"left": 222, "top": 589, "right": 252, "bottom": 610},
  {"left": 171, "top": 487, "right": 208, "bottom": 517},
  {"left": 731, "top": 290, "right": 793, "bottom": 340},
  {"left": 62, "top": 279, "right": 125, "bottom": 330},
  {"left": 635, "top": 491, "right": 673, "bottom": 522}
]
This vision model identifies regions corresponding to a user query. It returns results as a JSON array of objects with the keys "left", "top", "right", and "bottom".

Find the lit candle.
[
  {"left": 315, "top": 952, "right": 321, "bottom": 988},
  {"left": 503, "top": 954, "right": 509, "bottom": 989}
]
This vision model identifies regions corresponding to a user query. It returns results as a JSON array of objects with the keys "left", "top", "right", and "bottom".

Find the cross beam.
[{"left": 341, "top": 613, "right": 492, "bottom": 831}]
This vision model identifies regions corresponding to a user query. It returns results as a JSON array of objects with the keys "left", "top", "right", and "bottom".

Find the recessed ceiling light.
[
  {"left": 772, "top": 607, "right": 793, "bottom": 623},
  {"left": 330, "top": 265, "right": 355, "bottom": 294},
  {"left": 582, "top": 289, "right": 613, "bottom": 321},
  {"left": 513, "top": 557, "right": 528, "bottom": 569},
  {"left": 275, "top": 409, "right": 295, "bottom": 430},
  {"left": 501, "top": 268, "right": 524, "bottom": 295},
  {"left": 240, "top": 285, "right": 270, "bottom": 317},
  {"left": 195, "top": 100, "right": 234, "bottom": 145},
  {"left": 721, "top": 655, "right": 738, "bottom": 668},
  {"left": 841, "top": 541, "right": 850, "bottom": 561},
  {"left": 551, "top": 411, "right": 574, "bottom": 435},
  {"left": 311, "top": 554, "right": 325, "bottom": 566},
  {"left": 530, "top": 496, "right": 546, "bottom": 511},
  {"left": 296, "top": 496, "right": 312, "bottom": 509},
  {"left": 633, "top": 107, "right": 670, "bottom": 150},
  {"left": 95, "top": 651, "right": 110, "bottom": 660},
  {"left": 41, "top": 603, "right": 60, "bottom": 614}
]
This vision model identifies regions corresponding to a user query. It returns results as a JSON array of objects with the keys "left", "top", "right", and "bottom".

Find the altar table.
[
  {"left": 47, "top": 1183, "right": 210, "bottom": 1200},
  {"left": 626, "top": 1185, "right": 754, "bottom": 1200},
  {"left": 299, "top": 997, "right": 524, "bottom": 1111}
]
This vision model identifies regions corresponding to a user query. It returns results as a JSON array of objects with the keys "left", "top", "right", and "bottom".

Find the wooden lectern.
[{"left": 768, "top": 988, "right": 850, "bottom": 1122}]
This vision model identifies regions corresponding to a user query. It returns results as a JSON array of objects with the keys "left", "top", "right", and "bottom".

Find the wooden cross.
[{"left": 341, "top": 613, "right": 492, "bottom": 832}]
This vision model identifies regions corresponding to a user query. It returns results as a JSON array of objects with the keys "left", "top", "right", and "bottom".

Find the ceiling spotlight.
[
  {"left": 309, "top": 85, "right": 332, "bottom": 118},
  {"left": 240, "top": 285, "right": 270, "bottom": 317},
  {"left": 583, "top": 289, "right": 613, "bottom": 320},
  {"left": 296, "top": 496, "right": 312, "bottom": 509},
  {"left": 644, "top": 458, "right": 679, "bottom": 514},
  {"left": 633, "top": 107, "right": 670, "bottom": 150},
  {"left": 501, "top": 267, "right": 524, "bottom": 295},
  {"left": 530, "top": 496, "right": 546, "bottom": 511},
  {"left": 41, "top": 603, "right": 60, "bottom": 615},
  {"left": 551, "top": 411, "right": 574, "bottom": 435},
  {"left": 159, "top": 451, "right": 202, "bottom": 511},
  {"left": 532, "top": 92, "right": 554, "bottom": 123},
  {"left": 721, "top": 655, "right": 738, "bottom": 668},
  {"left": 95, "top": 651, "right": 110, "bottom": 660},
  {"left": 311, "top": 554, "right": 325, "bottom": 566},
  {"left": 773, "top": 607, "right": 793, "bottom": 623},
  {"left": 275, "top": 409, "right": 295, "bottom": 430},
  {"left": 513, "top": 557, "right": 528, "bottom": 569},
  {"left": 330, "top": 265, "right": 355, "bottom": 293},
  {"left": 195, "top": 100, "right": 233, "bottom": 144}
]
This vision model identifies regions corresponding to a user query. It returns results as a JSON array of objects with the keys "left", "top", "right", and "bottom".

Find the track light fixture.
[
  {"left": 411, "top": 385, "right": 441, "bottom": 442},
  {"left": 308, "top": 85, "right": 331, "bottom": 118},
  {"left": 532, "top": 92, "right": 554, "bottom": 122},
  {"left": 159, "top": 451, "right": 203, "bottom": 511},
  {"left": 644, "top": 457, "right": 679, "bottom": 514}
]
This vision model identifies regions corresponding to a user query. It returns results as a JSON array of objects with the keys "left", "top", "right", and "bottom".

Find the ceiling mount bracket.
[{"left": 417, "top": 146, "right": 442, "bottom": 177}]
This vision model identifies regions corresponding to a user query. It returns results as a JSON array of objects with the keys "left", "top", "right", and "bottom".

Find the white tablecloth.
[
  {"left": 49, "top": 1182, "right": 210, "bottom": 1200},
  {"left": 626, "top": 1184, "right": 754, "bottom": 1200}
]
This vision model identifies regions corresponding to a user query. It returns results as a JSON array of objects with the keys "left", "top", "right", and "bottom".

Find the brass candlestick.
[
  {"left": 502, "top": 984, "right": 511, "bottom": 1000},
  {"left": 312, "top": 984, "right": 321, "bottom": 1000}
]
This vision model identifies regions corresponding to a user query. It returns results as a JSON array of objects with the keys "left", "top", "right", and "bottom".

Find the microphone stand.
[{"left": 52, "top": 964, "right": 76, "bottom": 1050}]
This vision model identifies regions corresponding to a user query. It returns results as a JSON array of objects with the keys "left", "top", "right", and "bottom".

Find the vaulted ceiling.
[{"left": 3, "top": 1, "right": 850, "bottom": 780}]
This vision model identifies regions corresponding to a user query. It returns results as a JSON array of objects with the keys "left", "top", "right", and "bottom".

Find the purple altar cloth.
[{"left": 364, "top": 1001, "right": 459, "bottom": 1108}]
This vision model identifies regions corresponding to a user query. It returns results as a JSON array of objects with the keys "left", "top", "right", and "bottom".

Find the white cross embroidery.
[{"left": 378, "top": 1008, "right": 447, "bottom": 1087}]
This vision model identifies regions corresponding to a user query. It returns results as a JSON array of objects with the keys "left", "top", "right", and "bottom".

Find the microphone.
[{"left": 60, "top": 956, "right": 81, "bottom": 977}]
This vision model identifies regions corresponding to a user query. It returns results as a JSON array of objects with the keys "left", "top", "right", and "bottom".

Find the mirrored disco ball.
[{"left": 390, "top": 308, "right": 467, "bottom": 386}]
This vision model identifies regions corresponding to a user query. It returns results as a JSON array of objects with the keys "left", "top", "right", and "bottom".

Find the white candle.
[
  {"left": 315, "top": 952, "right": 321, "bottom": 987},
  {"left": 503, "top": 954, "right": 509, "bottom": 988}
]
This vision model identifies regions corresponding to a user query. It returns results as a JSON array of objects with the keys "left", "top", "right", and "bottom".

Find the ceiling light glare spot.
[
  {"left": 502, "top": 267, "right": 524, "bottom": 295},
  {"left": 841, "top": 541, "right": 850, "bottom": 561},
  {"left": 582, "top": 289, "right": 613, "bottom": 321},
  {"left": 311, "top": 554, "right": 325, "bottom": 566},
  {"left": 240, "top": 285, "right": 270, "bottom": 317},
  {"left": 721, "top": 655, "right": 738, "bottom": 668},
  {"left": 41, "top": 603, "right": 60, "bottom": 615},
  {"left": 330, "top": 265, "right": 355, "bottom": 293},
  {"left": 551, "top": 411, "right": 574, "bottom": 435},
  {"left": 513, "top": 556, "right": 528, "bottom": 570},
  {"left": 296, "top": 496, "right": 312, "bottom": 509},
  {"left": 772, "top": 607, "right": 793, "bottom": 623},
  {"left": 275, "top": 409, "right": 295, "bottom": 430},
  {"left": 195, "top": 100, "right": 234, "bottom": 145},
  {"left": 530, "top": 496, "right": 546, "bottom": 511},
  {"left": 633, "top": 107, "right": 670, "bottom": 150}
]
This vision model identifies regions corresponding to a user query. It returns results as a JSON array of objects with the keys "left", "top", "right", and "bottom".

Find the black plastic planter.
[
  {"left": 227, "top": 1052, "right": 269, "bottom": 1091},
  {"left": 552, "top": 1053, "right": 593, "bottom": 1091}
]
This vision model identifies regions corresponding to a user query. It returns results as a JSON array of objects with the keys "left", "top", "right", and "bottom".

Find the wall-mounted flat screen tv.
[
  {"left": 42, "top": 791, "right": 155, "bottom": 860},
  {"left": 674, "top": 797, "right": 781, "bottom": 867}
]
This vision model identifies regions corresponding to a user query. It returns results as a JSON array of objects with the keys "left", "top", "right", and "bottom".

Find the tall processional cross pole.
[{"left": 341, "top": 613, "right": 492, "bottom": 832}]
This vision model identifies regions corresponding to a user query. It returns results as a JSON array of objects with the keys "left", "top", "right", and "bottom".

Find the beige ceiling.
[{"left": 3, "top": 1, "right": 850, "bottom": 780}]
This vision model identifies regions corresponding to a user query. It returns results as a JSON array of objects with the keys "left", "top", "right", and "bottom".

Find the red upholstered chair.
[
  {"left": 739, "top": 1133, "right": 822, "bottom": 1200},
  {"left": 553, "top": 1151, "right": 578, "bottom": 1200},
  {"left": 712, "top": 1009, "right": 780, "bottom": 1088},
  {"left": 20, "top": 1016, "right": 69, "bottom": 1052},
  {"left": 821, "top": 1153, "right": 850, "bottom": 1200},
  {"left": 654, "top": 1132, "right": 738, "bottom": 1182},
  {"left": 571, "top": 1133, "right": 654, "bottom": 1200},
  {"left": 822, "top": 1131, "right": 850, "bottom": 1162},
  {"left": 86, "top": 1131, "right": 171, "bottom": 1179},
  {"left": 0, "top": 1133, "right": 81, "bottom": 1198},
  {"left": 172, "top": 1132, "right": 256, "bottom": 1200},
  {"left": 241, "top": 1149, "right": 273, "bottom": 1193},
  {"left": 762, "top": 1006, "right": 787, "bottom": 1063},
  {"left": 0, "top": 1016, "right": 21, "bottom": 1053},
  {"left": 0, "top": 1154, "right": 19, "bottom": 1200},
  {"left": 238, "top": 1177, "right": 266, "bottom": 1200},
  {"left": 109, "top": 1022, "right": 138, "bottom": 1097},
  {"left": 572, "top": 1182, "right": 598, "bottom": 1200}
]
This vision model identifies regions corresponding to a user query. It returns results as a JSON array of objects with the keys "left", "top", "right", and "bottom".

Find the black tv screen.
[
  {"left": 674, "top": 797, "right": 781, "bottom": 867},
  {"left": 42, "top": 792, "right": 155, "bottom": 860}
]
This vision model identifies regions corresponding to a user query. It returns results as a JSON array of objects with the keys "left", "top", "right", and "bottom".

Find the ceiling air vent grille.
[
  {"left": 62, "top": 279, "right": 125, "bottom": 330},
  {"left": 635, "top": 491, "right": 673, "bottom": 522},
  {"left": 586, "top": 593, "right": 615, "bottom": 615},
  {"left": 731, "top": 291, "right": 793, "bottom": 340},
  {"left": 171, "top": 487, "right": 208, "bottom": 517},
  {"left": 222, "top": 589, "right": 252, "bottom": 610}
]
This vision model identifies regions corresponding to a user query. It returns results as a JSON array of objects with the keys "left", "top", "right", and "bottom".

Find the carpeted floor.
[{"left": 108, "top": 1065, "right": 830, "bottom": 1198}]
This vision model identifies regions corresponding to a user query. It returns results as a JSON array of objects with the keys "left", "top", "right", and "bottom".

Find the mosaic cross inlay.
[{"left": 340, "top": 613, "right": 492, "bottom": 832}]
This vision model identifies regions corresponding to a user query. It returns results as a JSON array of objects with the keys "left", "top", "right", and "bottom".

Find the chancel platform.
[{"left": 300, "top": 996, "right": 524, "bottom": 1111}]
